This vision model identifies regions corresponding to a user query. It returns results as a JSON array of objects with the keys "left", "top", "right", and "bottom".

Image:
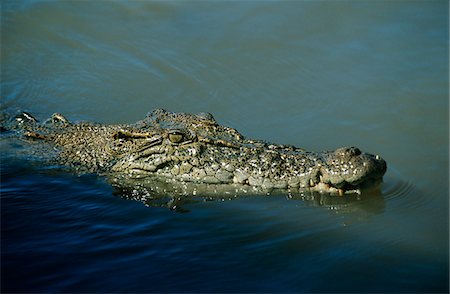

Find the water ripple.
[{"left": 381, "top": 167, "right": 431, "bottom": 212}]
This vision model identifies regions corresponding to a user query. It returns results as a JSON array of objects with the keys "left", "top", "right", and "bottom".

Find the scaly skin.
[{"left": 5, "top": 109, "right": 387, "bottom": 195}]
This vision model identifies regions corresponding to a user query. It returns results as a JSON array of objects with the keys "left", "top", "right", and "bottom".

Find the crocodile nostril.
[
  {"left": 335, "top": 147, "right": 362, "bottom": 157},
  {"left": 349, "top": 147, "right": 361, "bottom": 156}
]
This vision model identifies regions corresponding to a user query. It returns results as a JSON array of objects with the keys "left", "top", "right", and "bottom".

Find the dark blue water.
[
  {"left": 1, "top": 0, "right": 448, "bottom": 292},
  {"left": 2, "top": 158, "right": 447, "bottom": 293}
]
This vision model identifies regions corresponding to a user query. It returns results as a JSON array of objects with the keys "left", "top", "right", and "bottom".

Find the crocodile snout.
[{"left": 319, "top": 147, "right": 387, "bottom": 189}]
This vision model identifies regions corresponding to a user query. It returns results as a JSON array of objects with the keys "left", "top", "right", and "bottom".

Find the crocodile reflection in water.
[
  {"left": 4, "top": 109, "right": 387, "bottom": 196},
  {"left": 111, "top": 174, "right": 386, "bottom": 214}
]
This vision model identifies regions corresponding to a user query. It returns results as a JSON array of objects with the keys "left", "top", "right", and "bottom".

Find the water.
[{"left": 1, "top": 1, "right": 448, "bottom": 292}]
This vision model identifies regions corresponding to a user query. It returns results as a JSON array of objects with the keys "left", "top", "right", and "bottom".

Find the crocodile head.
[{"left": 111, "top": 109, "right": 387, "bottom": 195}]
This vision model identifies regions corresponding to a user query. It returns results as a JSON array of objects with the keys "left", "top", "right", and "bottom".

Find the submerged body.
[{"left": 4, "top": 109, "right": 387, "bottom": 195}]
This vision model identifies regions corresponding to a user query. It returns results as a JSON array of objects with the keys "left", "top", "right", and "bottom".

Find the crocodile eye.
[{"left": 168, "top": 131, "right": 184, "bottom": 143}]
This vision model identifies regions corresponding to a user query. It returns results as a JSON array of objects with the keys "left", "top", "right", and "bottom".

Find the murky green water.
[{"left": 1, "top": 1, "right": 448, "bottom": 292}]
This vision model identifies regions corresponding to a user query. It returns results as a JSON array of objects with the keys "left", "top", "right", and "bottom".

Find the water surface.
[{"left": 1, "top": 1, "right": 448, "bottom": 292}]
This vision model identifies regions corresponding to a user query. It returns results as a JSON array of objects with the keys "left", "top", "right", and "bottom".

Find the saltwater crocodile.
[{"left": 2, "top": 109, "right": 387, "bottom": 196}]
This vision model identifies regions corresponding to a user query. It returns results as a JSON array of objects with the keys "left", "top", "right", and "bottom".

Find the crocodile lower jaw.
[
  {"left": 309, "top": 182, "right": 351, "bottom": 195},
  {"left": 309, "top": 182, "right": 366, "bottom": 196},
  {"left": 310, "top": 177, "right": 383, "bottom": 196},
  {"left": 118, "top": 168, "right": 381, "bottom": 196}
]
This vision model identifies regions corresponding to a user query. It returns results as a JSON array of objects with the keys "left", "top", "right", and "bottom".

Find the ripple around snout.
[
  {"left": 382, "top": 178, "right": 415, "bottom": 201},
  {"left": 380, "top": 166, "right": 428, "bottom": 211}
]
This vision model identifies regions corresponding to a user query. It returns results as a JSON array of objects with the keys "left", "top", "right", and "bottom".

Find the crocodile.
[{"left": 2, "top": 109, "right": 387, "bottom": 196}]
